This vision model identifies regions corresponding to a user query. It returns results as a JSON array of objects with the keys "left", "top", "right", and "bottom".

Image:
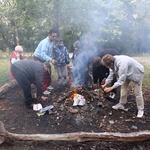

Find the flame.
[{"left": 70, "top": 88, "right": 77, "bottom": 100}]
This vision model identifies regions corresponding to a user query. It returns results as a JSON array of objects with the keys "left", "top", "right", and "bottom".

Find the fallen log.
[
  {"left": 0, "top": 80, "right": 18, "bottom": 97},
  {"left": 0, "top": 121, "right": 150, "bottom": 144}
]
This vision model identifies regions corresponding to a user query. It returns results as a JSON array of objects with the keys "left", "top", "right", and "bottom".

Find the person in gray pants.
[{"left": 101, "top": 54, "right": 144, "bottom": 118}]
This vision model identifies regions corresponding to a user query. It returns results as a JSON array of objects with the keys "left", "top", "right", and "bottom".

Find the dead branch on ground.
[{"left": 0, "top": 121, "right": 150, "bottom": 144}]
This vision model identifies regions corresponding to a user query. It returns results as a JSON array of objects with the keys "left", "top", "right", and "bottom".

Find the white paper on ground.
[{"left": 33, "top": 103, "right": 43, "bottom": 111}]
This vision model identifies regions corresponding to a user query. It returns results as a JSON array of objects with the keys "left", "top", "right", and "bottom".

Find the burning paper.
[{"left": 73, "top": 94, "right": 86, "bottom": 106}]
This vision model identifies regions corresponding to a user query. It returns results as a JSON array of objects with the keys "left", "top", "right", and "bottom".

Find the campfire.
[{"left": 57, "top": 86, "right": 107, "bottom": 104}]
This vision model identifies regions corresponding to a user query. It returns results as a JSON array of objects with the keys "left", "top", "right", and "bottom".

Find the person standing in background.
[
  {"left": 71, "top": 40, "right": 88, "bottom": 86},
  {"left": 10, "top": 45, "right": 24, "bottom": 78},
  {"left": 81, "top": 34, "right": 97, "bottom": 88},
  {"left": 53, "top": 37, "right": 70, "bottom": 85},
  {"left": 33, "top": 29, "right": 58, "bottom": 93}
]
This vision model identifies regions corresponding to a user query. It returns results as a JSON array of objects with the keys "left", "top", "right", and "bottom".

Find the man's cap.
[
  {"left": 44, "top": 62, "right": 51, "bottom": 74},
  {"left": 15, "top": 45, "right": 23, "bottom": 52}
]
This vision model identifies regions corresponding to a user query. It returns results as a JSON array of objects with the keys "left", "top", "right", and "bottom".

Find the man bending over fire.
[
  {"left": 92, "top": 49, "right": 119, "bottom": 99},
  {"left": 101, "top": 54, "right": 144, "bottom": 118},
  {"left": 11, "top": 60, "right": 51, "bottom": 108}
]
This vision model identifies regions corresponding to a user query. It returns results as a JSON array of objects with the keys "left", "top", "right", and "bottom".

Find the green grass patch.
[
  {"left": 140, "top": 62, "right": 150, "bottom": 88},
  {"left": 0, "top": 57, "right": 12, "bottom": 87},
  {"left": 0, "top": 56, "right": 150, "bottom": 88},
  {"left": 0, "top": 56, "right": 58, "bottom": 87}
]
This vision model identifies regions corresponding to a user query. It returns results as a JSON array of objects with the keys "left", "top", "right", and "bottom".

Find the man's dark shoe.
[
  {"left": 25, "top": 97, "right": 35, "bottom": 108},
  {"left": 25, "top": 103, "right": 33, "bottom": 108}
]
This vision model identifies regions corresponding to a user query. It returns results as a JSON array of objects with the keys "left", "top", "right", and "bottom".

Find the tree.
[{"left": 0, "top": 0, "right": 150, "bottom": 54}]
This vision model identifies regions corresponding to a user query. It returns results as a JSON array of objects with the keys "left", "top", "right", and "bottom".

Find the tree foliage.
[{"left": 0, "top": 0, "right": 150, "bottom": 54}]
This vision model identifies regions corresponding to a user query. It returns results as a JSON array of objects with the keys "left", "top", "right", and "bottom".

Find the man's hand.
[
  {"left": 93, "top": 84, "right": 98, "bottom": 89},
  {"left": 41, "top": 96, "right": 48, "bottom": 101},
  {"left": 103, "top": 86, "right": 114, "bottom": 93},
  {"left": 51, "top": 59, "right": 56, "bottom": 65},
  {"left": 101, "top": 83, "right": 107, "bottom": 90},
  {"left": 101, "top": 78, "right": 106, "bottom": 85}
]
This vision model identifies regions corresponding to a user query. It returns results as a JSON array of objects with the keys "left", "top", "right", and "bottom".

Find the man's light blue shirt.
[{"left": 34, "top": 37, "right": 54, "bottom": 62}]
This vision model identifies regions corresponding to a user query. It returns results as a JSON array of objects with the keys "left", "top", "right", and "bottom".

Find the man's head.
[
  {"left": 48, "top": 29, "right": 58, "bottom": 42},
  {"left": 44, "top": 62, "right": 51, "bottom": 74},
  {"left": 101, "top": 54, "right": 115, "bottom": 69},
  {"left": 92, "top": 56, "right": 102, "bottom": 67},
  {"left": 15, "top": 45, "right": 23, "bottom": 53}
]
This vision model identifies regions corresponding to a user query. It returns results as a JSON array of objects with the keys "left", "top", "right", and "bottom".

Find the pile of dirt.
[{"left": 0, "top": 80, "right": 150, "bottom": 150}]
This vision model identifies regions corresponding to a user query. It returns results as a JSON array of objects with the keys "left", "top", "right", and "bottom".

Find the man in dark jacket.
[
  {"left": 11, "top": 60, "right": 51, "bottom": 108},
  {"left": 92, "top": 49, "right": 120, "bottom": 88},
  {"left": 92, "top": 49, "right": 120, "bottom": 99}
]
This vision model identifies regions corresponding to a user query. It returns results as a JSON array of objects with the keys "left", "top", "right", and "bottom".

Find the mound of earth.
[{"left": 0, "top": 80, "right": 150, "bottom": 150}]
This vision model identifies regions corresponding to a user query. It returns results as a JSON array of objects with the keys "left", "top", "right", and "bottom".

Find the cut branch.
[
  {"left": 0, "top": 80, "right": 18, "bottom": 97},
  {"left": 0, "top": 121, "right": 150, "bottom": 144},
  {"left": 57, "top": 90, "right": 73, "bottom": 102}
]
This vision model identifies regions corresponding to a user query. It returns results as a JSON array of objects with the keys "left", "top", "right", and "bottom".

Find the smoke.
[
  {"left": 70, "top": 34, "right": 99, "bottom": 87},
  {"left": 62, "top": 0, "right": 150, "bottom": 53},
  {"left": 64, "top": 0, "right": 150, "bottom": 86}
]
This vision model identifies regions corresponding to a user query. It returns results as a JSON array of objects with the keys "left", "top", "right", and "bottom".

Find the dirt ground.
[{"left": 0, "top": 80, "right": 150, "bottom": 150}]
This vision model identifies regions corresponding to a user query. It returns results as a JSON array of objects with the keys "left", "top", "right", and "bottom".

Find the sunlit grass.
[
  {"left": 134, "top": 58, "right": 150, "bottom": 88},
  {"left": 0, "top": 55, "right": 150, "bottom": 88},
  {"left": 0, "top": 57, "right": 12, "bottom": 87},
  {"left": 138, "top": 62, "right": 150, "bottom": 87},
  {"left": 0, "top": 56, "right": 58, "bottom": 87}
]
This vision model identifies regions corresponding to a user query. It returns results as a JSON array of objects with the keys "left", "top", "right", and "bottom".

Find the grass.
[
  {"left": 0, "top": 57, "right": 12, "bottom": 87},
  {"left": 140, "top": 63, "right": 150, "bottom": 87},
  {"left": 0, "top": 56, "right": 58, "bottom": 87},
  {"left": 0, "top": 55, "right": 150, "bottom": 87},
  {"left": 133, "top": 57, "right": 150, "bottom": 88}
]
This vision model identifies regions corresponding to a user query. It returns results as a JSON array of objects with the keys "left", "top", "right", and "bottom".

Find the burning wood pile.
[{"left": 57, "top": 86, "right": 109, "bottom": 104}]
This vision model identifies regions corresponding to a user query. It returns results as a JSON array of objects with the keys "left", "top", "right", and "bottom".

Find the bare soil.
[{"left": 0, "top": 80, "right": 150, "bottom": 150}]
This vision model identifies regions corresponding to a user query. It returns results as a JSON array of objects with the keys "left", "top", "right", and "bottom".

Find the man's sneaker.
[
  {"left": 137, "top": 109, "right": 144, "bottom": 118},
  {"left": 112, "top": 103, "right": 124, "bottom": 110},
  {"left": 47, "top": 86, "right": 54, "bottom": 90}
]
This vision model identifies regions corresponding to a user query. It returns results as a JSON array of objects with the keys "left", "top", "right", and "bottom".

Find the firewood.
[
  {"left": 82, "top": 86, "right": 95, "bottom": 98},
  {"left": 0, "top": 80, "right": 18, "bottom": 97},
  {"left": 57, "top": 90, "right": 73, "bottom": 102},
  {"left": 0, "top": 121, "right": 150, "bottom": 144}
]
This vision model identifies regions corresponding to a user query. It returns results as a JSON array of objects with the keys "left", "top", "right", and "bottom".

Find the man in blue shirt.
[{"left": 34, "top": 29, "right": 58, "bottom": 92}]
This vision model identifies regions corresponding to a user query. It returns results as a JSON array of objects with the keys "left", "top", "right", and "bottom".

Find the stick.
[
  {"left": 57, "top": 91, "right": 73, "bottom": 102},
  {"left": 0, "top": 80, "right": 18, "bottom": 97},
  {"left": 82, "top": 86, "right": 95, "bottom": 98}
]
